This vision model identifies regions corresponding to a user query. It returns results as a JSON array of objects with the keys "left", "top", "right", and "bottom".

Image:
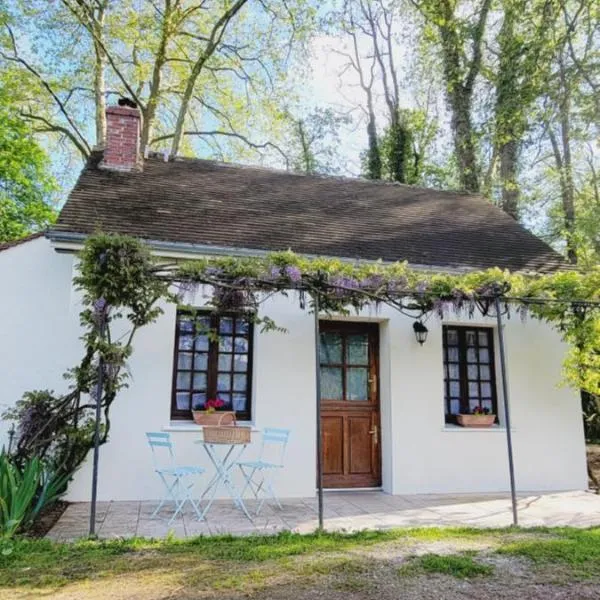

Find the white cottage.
[{"left": 0, "top": 104, "right": 588, "bottom": 502}]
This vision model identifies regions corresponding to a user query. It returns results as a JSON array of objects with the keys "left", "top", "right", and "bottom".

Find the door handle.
[{"left": 368, "top": 425, "right": 378, "bottom": 445}]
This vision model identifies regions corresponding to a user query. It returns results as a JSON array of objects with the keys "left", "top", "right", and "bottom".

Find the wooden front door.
[{"left": 319, "top": 321, "right": 381, "bottom": 488}]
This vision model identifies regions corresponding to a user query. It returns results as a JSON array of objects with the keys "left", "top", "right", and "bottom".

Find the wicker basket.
[
  {"left": 192, "top": 410, "right": 235, "bottom": 426},
  {"left": 203, "top": 425, "right": 251, "bottom": 444}
]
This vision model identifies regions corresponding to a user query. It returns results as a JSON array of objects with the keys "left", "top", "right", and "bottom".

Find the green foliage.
[
  {"left": 287, "top": 108, "right": 350, "bottom": 175},
  {"left": 0, "top": 454, "right": 66, "bottom": 539},
  {"left": 399, "top": 552, "right": 494, "bottom": 578},
  {"left": 4, "top": 234, "right": 172, "bottom": 501},
  {"left": 498, "top": 527, "right": 600, "bottom": 578},
  {"left": 0, "top": 87, "right": 57, "bottom": 242}
]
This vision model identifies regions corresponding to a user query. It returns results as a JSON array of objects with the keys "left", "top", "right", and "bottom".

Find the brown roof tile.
[
  {"left": 53, "top": 157, "right": 566, "bottom": 272},
  {"left": 0, "top": 232, "right": 45, "bottom": 253}
]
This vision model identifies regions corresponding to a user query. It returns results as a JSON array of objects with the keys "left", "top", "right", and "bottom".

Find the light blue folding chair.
[
  {"left": 146, "top": 432, "right": 205, "bottom": 524},
  {"left": 237, "top": 428, "right": 291, "bottom": 515}
]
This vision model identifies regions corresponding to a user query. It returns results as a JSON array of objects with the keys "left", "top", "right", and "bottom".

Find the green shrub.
[{"left": 0, "top": 453, "right": 68, "bottom": 539}]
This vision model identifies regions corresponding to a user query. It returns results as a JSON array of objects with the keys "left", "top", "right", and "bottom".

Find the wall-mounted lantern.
[{"left": 413, "top": 320, "right": 428, "bottom": 345}]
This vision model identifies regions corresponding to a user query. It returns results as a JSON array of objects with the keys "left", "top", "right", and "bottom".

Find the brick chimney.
[{"left": 100, "top": 103, "right": 142, "bottom": 172}]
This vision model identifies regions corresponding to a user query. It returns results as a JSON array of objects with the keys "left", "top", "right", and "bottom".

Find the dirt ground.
[{"left": 5, "top": 535, "right": 600, "bottom": 600}]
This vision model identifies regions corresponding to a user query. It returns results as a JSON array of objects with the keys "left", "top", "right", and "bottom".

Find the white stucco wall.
[{"left": 0, "top": 238, "right": 588, "bottom": 501}]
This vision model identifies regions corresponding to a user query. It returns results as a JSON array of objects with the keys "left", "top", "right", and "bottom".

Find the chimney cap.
[{"left": 118, "top": 97, "right": 138, "bottom": 109}]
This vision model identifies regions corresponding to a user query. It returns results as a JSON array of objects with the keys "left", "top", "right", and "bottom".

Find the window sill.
[
  {"left": 442, "top": 424, "right": 511, "bottom": 432},
  {"left": 164, "top": 420, "right": 253, "bottom": 432}
]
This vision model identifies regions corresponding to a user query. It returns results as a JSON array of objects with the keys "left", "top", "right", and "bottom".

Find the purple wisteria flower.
[
  {"left": 284, "top": 265, "right": 302, "bottom": 283},
  {"left": 270, "top": 266, "right": 282, "bottom": 279},
  {"left": 359, "top": 274, "right": 385, "bottom": 290}
]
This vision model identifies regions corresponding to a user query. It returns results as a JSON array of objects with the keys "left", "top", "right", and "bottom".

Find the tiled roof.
[
  {"left": 0, "top": 232, "right": 44, "bottom": 253},
  {"left": 53, "top": 157, "right": 567, "bottom": 272}
]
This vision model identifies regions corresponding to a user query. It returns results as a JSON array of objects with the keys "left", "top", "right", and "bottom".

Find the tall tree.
[
  {"left": 1, "top": 1, "right": 315, "bottom": 164},
  {"left": 287, "top": 108, "right": 350, "bottom": 175},
  {"left": 412, "top": 0, "right": 492, "bottom": 193},
  {"left": 0, "top": 88, "right": 57, "bottom": 242}
]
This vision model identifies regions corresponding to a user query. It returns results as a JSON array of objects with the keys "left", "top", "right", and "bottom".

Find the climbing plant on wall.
[{"left": 4, "top": 233, "right": 600, "bottom": 486}]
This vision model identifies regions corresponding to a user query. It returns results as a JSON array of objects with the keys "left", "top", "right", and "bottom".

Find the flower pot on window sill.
[
  {"left": 456, "top": 414, "right": 496, "bottom": 428},
  {"left": 191, "top": 411, "right": 236, "bottom": 426}
]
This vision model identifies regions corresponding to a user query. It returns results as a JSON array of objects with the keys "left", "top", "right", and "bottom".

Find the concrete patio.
[{"left": 48, "top": 490, "right": 600, "bottom": 540}]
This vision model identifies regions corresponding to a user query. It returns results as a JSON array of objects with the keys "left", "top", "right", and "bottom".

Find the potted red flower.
[
  {"left": 191, "top": 398, "right": 235, "bottom": 426},
  {"left": 456, "top": 406, "right": 496, "bottom": 428}
]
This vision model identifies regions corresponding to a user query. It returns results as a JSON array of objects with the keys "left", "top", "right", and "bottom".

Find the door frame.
[{"left": 319, "top": 320, "right": 381, "bottom": 488}]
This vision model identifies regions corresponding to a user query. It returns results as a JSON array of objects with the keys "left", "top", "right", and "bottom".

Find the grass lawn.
[{"left": 3, "top": 527, "right": 600, "bottom": 599}]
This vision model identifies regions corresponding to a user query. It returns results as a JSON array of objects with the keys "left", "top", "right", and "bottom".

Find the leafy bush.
[{"left": 0, "top": 453, "right": 68, "bottom": 539}]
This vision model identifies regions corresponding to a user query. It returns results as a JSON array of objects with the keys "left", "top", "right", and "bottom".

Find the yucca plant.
[
  {"left": 0, "top": 454, "right": 41, "bottom": 538},
  {"left": 0, "top": 453, "right": 68, "bottom": 539}
]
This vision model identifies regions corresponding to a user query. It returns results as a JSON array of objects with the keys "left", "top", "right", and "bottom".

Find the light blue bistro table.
[{"left": 194, "top": 428, "right": 259, "bottom": 521}]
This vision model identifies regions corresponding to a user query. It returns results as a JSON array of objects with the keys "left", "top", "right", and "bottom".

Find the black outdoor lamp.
[{"left": 413, "top": 320, "right": 428, "bottom": 345}]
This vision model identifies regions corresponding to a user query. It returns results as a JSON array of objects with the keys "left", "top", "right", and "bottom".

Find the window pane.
[
  {"left": 236, "top": 320, "right": 250, "bottom": 335},
  {"left": 219, "top": 317, "right": 234, "bottom": 334},
  {"left": 194, "top": 335, "right": 209, "bottom": 351},
  {"left": 346, "top": 334, "right": 368, "bottom": 365},
  {"left": 178, "top": 353, "right": 193, "bottom": 370},
  {"left": 218, "top": 392, "right": 231, "bottom": 407},
  {"left": 449, "top": 381, "right": 460, "bottom": 397},
  {"left": 194, "top": 352, "right": 208, "bottom": 371},
  {"left": 193, "top": 373, "right": 207, "bottom": 390},
  {"left": 467, "top": 364, "right": 478, "bottom": 380},
  {"left": 179, "top": 318, "right": 194, "bottom": 334},
  {"left": 176, "top": 392, "right": 190, "bottom": 410},
  {"left": 219, "top": 336, "right": 233, "bottom": 352},
  {"left": 467, "top": 348, "right": 477, "bottom": 363},
  {"left": 481, "top": 382, "right": 492, "bottom": 397},
  {"left": 347, "top": 368, "right": 368, "bottom": 401},
  {"left": 448, "top": 363, "right": 459, "bottom": 379},
  {"left": 233, "top": 374, "right": 247, "bottom": 392},
  {"left": 233, "top": 354, "right": 248, "bottom": 372},
  {"left": 479, "top": 348, "right": 490, "bottom": 363},
  {"left": 482, "top": 399, "right": 493, "bottom": 412},
  {"left": 469, "top": 399, "right": 481, "bottom": 412},
  {"left": 447, "top": 347, "right": 459, "bottom": 362},
  {"left": 466, "top": 331, "right": 476, "bottom": 347},
  {"left": 234, "top": 337, "right": 249, "bottom": 353},
  {"left": 480, "top": 365, "right": 490, "bottom": 380},
  {"left": 321, "top": 367, "right": 343, "bottom": 400},
  {"left": 191, "top": 392, "right": 206, "bottom": 408},
  {"left": 478, "top": 331, "right": 489, "bottom": 346},
  {"left": 217, "top": 373, "right": 231, "bottom": 392},
  {"left": 218, "top": 354, "right": 232, "bottom": 371},
  {"left": 197, "top": 316, "right": 211, "bottom": 331},
  {"left": 232, "top": 393, "right": 247, "bottom": 412},
  {"left": 446, "top": 329, "right": 458, "bottom": 345},
  {"left": 320, "top": 333, "right": 342, "bottom": 364},
  {"left": 179, "top": 335, "right": 194, "bottom": 351},
  {"left": 469, "top": 382, "right": 479, "bottom": 398},
  {"left": 450, "top": 399, "right": 460, "bottom": 414},
  {"left": 176, "top": 372, "right": 191, "bottom": 389}
]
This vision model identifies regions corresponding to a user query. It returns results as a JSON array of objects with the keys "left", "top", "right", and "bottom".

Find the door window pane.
[
  {"left": 321, "top": 367, "right": 343, "bottom": 400},
  {"left": 193, "top": 373, "right": 207, "bottom": 390},
  {"left": 346, "top": 334, "right": 368, "bottom": 365},
  {"left": 194, "top": 335, "right": 209, "bottom": 351},
  {"left": 347, "top": 368, "right": 368, "bottom": 401},
  {"left": 194, "top": 353, "right": 208, "bottom": 371},
  {"left": 233, "top": 354, "right": 248, "bottom": 371},
  {"left": 320, "top": 333, "right": 342, "bottom": 364}
]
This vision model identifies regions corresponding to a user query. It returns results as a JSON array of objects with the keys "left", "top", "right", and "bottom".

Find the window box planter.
[
  {"left": 191, "top": 410, "right": 235, "bottom": 426},
  {"left": 456, "top": 413, "right": 496, "bottom": 428}
]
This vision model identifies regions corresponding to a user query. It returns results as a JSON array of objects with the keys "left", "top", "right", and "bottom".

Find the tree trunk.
[
  {"left": 449, "top": 88, "right": 480, "bottom": 193},
  {"left": 93, "top": 5, "right": 107, "bottom": 148},
  {"left": 499, "top": 139, "right": 519, "bottom": 219}
]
